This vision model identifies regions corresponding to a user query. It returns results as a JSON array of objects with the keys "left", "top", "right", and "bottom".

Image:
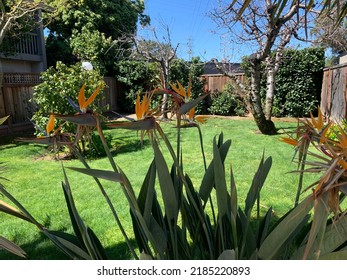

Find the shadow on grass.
[
  {"left": 0, "top": 232, "right": 137, "bottom": 260},
  {"left": 110, "top": 137, "right": 150, "bottom": 155},
  {"left": 0, "top": 130, "right": 151, "bottom": 161}
]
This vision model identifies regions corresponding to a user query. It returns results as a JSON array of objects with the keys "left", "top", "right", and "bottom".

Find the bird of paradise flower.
[
  {"left": 280, "top": 107, "right": 347, "bottom": 214},
  {"left": 53, "top": 83, "right": 103, "bottom": 151},
  {"left": 17, "top": 114, "right": 72, "bottom": 158}
]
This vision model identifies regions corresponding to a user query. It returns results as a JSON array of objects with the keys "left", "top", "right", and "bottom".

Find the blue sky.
[
  {"left": 138, "top": 0, "right": 313, "bottom": 62},
  {"left": 138, "top": 0, "right": 253, "bottom": 62}
]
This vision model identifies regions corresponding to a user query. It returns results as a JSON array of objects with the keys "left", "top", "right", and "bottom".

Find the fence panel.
[
  {"left": 0, "top": 74, "right": 122, "bottom": 134},
  {"left": 202, "top": 74, "right": 246, "bottom": 93},
  {"left": 102, "top": 77, "right": 122, "bottom": 111},
  {"left": 321, "top": 63, "right": 347, "bottom": 121}
]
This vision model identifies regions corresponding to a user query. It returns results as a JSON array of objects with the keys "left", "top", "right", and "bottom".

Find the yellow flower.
[{"left": 78, "top": 83, "right": 101, "bottom": 113}]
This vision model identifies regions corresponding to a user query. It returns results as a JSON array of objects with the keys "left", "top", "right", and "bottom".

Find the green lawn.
[{"left": 0, "top": 117, "right": 315, "bottom": 259}]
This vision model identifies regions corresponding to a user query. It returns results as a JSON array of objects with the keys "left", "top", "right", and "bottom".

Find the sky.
[
  {"left": 138, "top": 0, "right": 314, "bottom": 63},
  {"left": 137, "top": 0, "right": 255, "bottom": 62}
]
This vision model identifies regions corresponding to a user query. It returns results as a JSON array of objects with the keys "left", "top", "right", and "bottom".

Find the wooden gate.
[{"left": 0, "top": 73, "right": 40, "bottom": 134}]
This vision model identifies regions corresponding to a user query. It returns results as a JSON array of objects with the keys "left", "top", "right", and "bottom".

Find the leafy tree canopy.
[{"left": 44, "top": 0, "right": 150, "bottom": 75}]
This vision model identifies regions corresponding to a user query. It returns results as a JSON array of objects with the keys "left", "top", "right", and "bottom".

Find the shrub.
[
  {"left": 208, "top": 83, "right": 246, "bottom": 116},
  {"left": 115, "top": 60, "right": 160, "bottom": 113},
  {"left": 31, "top": 61, "right": 106, "bottom": 135},
  {"left": 274, "top": 48, "right": 325, "bottom": 117},
  {"left": 241, "top": 47, "right": 325, "bottom": 117}
]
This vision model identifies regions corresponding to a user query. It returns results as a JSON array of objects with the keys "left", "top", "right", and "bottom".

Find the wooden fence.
[
  {"left": 321, "top": 63, "right": 347, "bottom": 121},
  {"left": 0, "top": 74, "right": 121, "bottom": 135},
  {"left": 201, "top": 73, "right": 246, "bottom": 93}
]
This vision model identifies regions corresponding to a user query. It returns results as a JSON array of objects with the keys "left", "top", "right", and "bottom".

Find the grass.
[{"left": 0, "top": 117, "right": 315, "bottom": 260}]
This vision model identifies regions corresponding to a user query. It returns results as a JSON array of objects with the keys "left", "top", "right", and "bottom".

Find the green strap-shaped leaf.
[
  {"left": 319, "top": 215, "right": 347, "bottom": 256},
  {"left": 0, "top": 236, "right": 26, "bottom": 258},
  {"left": 245, "top": 154, "right": 272, "bottom": 215},
  {"left": 213, "top": 137, "right": 229, "bottom": 219},
  {"left": 319, "top": 250, "right": 347, "bottom": 260},
  {"left": 293, "top": 214, "right": 347, "bottom": 260},
  {"left": 218, "top": 250, "right": 236, "bottom": 260},
  {"left": 152, "top": 140, "right": 178, "bottom": 222},
  {"left": 0, "top": 115, "right": 9, "bottom": 125},
  {"left": 62, "top": 168, "right": 99, "bottom": 259},
  {"left": 68, "top": 167, "right": 123, "bottom": 183},
  {"left": 178, "top": 93, "right": 209, "bottom": 115},
  {"left": 303, "top": 192, "right": 330, "bottom": 260},
  {"left": 199, "top": 139, "right": 231, "bottom": 202},
  {"left": 258, "top": 195, "right": 314, "bottom": 260},
  {"left": 46, "top": 231, "right": 91, "bottom": 260},
  {"left": 137, "top": 160, "right": 157, "bottom": 226},
  {"left": 0, "top": 184, "right": 42, "bottom": 228}
]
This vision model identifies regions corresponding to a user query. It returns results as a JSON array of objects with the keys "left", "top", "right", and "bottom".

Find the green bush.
[
  {"left": 115, "top": 60, "right": 160, "bottom": 113},
  {"left": 31, "top": 61, "right": 105, "bottom": 135},
  {"left": 274, "top": 48, "right": 325, "bottom": 117},
  {"left": 208, "top": 83, "right": 246, "bottom": 116},
  {"left": 115, "top": 58, "right": 207, "bottom": 114},
  {"left": 241, "top": 47, "right": 325, "bottom": 117}
]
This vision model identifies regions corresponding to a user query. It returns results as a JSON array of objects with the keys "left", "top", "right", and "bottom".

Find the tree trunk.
[
  {"left": 265, "top": 65, "right": 276, "bottom": 120},
  {"left": 249, "top": 60, "right": 277, "bottom": 135},
  {"left": 160, "top": 61, "right": 169, "bottom": 119}
]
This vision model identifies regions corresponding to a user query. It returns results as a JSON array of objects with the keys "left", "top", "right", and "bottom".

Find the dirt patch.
[{"left": 34, "top": 152, "right": 73, "bottom": 161}]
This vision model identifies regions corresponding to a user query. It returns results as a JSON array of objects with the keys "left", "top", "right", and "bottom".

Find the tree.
[
  {"left": 43, "top": 0, "right": 149, "bottom": 75},
  {"left": 0, "top": 0, "right": 52, "bottom": 45},
  {"left": 133, "top": 26, "right": 179, "bottom": 119},
  {"left": 212, "top": 1, "right": 315, "bottom": 135},
  {"left": 229, "top": 0, "right": 347, "bottom": 23},
  {"left": 311, "top": 0, "right": 347, "bottom": 54}
]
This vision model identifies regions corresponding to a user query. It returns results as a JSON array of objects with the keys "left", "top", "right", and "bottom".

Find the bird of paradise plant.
[
  {"left": 3, "top": 76, "right": 347, "bottom": 261},
  {"left": 278, "top": 107, "right": 347, "bottom": 259},
  {"left": 53, "top": 83, "right": 103, "bottom": 152},
  {"left": 17, "top": 114, "right": 72, "bottom": 158}
]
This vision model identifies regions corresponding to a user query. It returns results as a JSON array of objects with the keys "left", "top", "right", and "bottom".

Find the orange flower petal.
[
  {"left": 339, "top": 159, "right": 347, "bottom": 170},
  {"left": 170, "top": 81, "right": 187, "bottom": 99},
  {"left": 189, "top": 107, "right": 195, "bottom": 120},
  {"left": 78, "top": 84, "right": 86, "bottom": 110},
  {"left": 320, "top": 122, "right": 332, "bottom": 144},
  {"left": 83, "top": 83, "right": 101, "bottom": 109},
  {"left": 46, "top": 115, "right": 55, "bottom": 135},
  {"left": 135, "top": 94, "right": 142, "bottom": 120},
  {"left": 317, "top": 107, "right": 323, "bottom": 131},
  {"left": 195, "top": 115, "right": 208, "bottom": 123},
  {"left": 279, "top": 137, "right": 298, "bottom": 146},
  {"left": 135, "top": 92, "right": 154, "bottom": 120}
]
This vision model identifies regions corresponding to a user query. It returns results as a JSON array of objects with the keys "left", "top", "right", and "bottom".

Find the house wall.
[
  {"left": 0, "top": 59, "right": 45, "bottom": 73},
  {"left": 339, "top": 54, "right": 347, "bottom": 64}
]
